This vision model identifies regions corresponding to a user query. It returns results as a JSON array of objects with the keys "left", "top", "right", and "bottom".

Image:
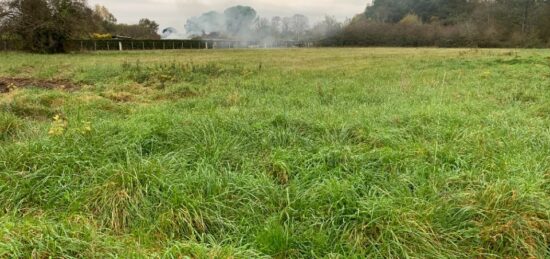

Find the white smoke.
[{"left": 161, "top": 27, "right": 187, "bottom": 39}]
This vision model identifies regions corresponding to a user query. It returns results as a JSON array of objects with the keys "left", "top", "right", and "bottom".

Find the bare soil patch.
[{"left": 0, "top": 77, "right": 79, "bottom": 93}]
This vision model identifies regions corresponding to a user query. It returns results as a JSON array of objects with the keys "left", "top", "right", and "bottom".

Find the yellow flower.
[
  {"left": 48, "top": 114, "right": 67, "bottom": 136},
  {"left": 81, "top": 121, "right": 92, "bottom": 134}
]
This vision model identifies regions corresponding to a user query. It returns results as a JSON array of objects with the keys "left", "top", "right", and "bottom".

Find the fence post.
[
  {"left": 107, "top": 41, "right": 110, "bottom": 51},
  {"left": 3, "top": 41, "right": 7, "bottom": 51},
  {"left": 153, "top": 42, "right": 155, "bottom": 50},
  {"left": 163, "top": 42, "right": 165, "bottom": 50},
  {"left": 142, "top": 41, "right": 145, "bottom": 50},
  {"left": 131, "top": 41, "right": 134, "bottom": 50},
  {"left": 119, "top": 41, "right": 123, "bottom": 51}
]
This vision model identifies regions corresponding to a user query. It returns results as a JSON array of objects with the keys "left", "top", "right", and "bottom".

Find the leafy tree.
[
  {"left": 335, "top": 0, "right": 550, "bottom": 47},
  {"left": 366, "top": 0, "right": 474, "bottom": 24},
  {"left": 110, "top": 22, "right": 160, "bottom": 39},
  {"left": 91, "top": 5, "right": 160, "bottom": 39},
  {"left": 138, "top": 18, "right": 159, "bottom": 36},
  {"left": 365, "top": 0, "right": 410, "bottom": 23},
  {"left": 1, "top": 0, "right": 99, "bottom": 53},
  {"left": 223, "top": 5, "right": 256, "bottom": 37},
  {"left": 535, "top": 3, "right": 550, "bottom": 42},
  {"left": 184, "top": 11, "right": 225, "bottom": 36}
]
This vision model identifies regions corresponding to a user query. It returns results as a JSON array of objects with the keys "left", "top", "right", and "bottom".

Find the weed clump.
[
  {"left": 121, "top": 61, "right": 251, "bottom": 88},
  {"left": 0, "top": 112, "right": 23, "bottom": 140},
  {"left": 1, "top": 91, "right": 65, "bottom": 119}
]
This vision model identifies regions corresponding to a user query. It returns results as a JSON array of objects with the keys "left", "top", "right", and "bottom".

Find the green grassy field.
[{"left": 0, "top": 48, "right": 549, "bottom": 258}]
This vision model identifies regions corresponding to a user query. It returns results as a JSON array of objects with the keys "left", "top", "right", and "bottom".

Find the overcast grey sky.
[{"left": 87, "top": 0, "right": 368, "bottom": 32}]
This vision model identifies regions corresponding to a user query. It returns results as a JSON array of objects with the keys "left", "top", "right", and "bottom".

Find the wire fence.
[{"left": 0, "top": 39, "right": 315, "bottom": 52}]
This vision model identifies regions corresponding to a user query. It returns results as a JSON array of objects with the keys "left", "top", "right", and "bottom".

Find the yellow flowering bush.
[{"left": 92, "top": 33, "right": 112, "bottom": 40}]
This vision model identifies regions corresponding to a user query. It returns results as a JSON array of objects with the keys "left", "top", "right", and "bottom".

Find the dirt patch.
[{"left": 0, "top": 77, "right": 79, "bottom": 93}]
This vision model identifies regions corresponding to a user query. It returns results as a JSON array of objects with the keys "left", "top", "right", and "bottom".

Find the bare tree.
[
  {"left": 271, "top": 16, "right": 282, "bottom": 35},
  {"left": 311, "top": 15, "right": 342, "bottom": 38},
  {"left": 94, "top": 4, "right": 116, "bottom": 23},
  {"left": 282, "top": 16, "right": 292, "bottom": 37},
  {"left": 254, "top": 17, "right": 270, "bottom": 40},
  {"left": 290, "top": 14, "right": 309, "bottom": 40}
]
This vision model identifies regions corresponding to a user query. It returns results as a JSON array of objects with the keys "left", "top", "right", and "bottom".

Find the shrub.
[{"left": 399, "top": 14, "right": 422, "bottom": 26}]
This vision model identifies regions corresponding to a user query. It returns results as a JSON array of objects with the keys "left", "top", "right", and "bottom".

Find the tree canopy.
[
  {"left": 0, "top": 0, "right": 98, "bottom": 53},
  {"left": 0, "top": 0, "right": 160, "bottom": 53},
  {"left": 331, "top": 0, "right": 550, "bottom": 47},
  {"left": 224, "top": 5, "right": 257, "bottom": 36}
]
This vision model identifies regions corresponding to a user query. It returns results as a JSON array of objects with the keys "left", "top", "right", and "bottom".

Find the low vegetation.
[{"left": 0, "top": 48, "right": 549, "bottom": 258}]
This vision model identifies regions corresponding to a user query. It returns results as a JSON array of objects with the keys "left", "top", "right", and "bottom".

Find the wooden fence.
[{"left": 0, "top": 39, "right": 314, "bottom": 52}]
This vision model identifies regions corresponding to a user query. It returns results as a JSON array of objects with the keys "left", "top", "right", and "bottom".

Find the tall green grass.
[{"left": 0, "top": 48, "right": 549, "bottom": 258}]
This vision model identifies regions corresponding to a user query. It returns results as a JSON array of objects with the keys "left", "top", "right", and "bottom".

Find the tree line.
[
  {"left": 0, "top": 0, "right": 160, "bottom": 53},
  {"left": 2, "top": 0, "right": 550, "bottom": 53},
  {"left": 330, "top": 0, "right": 550, "bottom": 47}
]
